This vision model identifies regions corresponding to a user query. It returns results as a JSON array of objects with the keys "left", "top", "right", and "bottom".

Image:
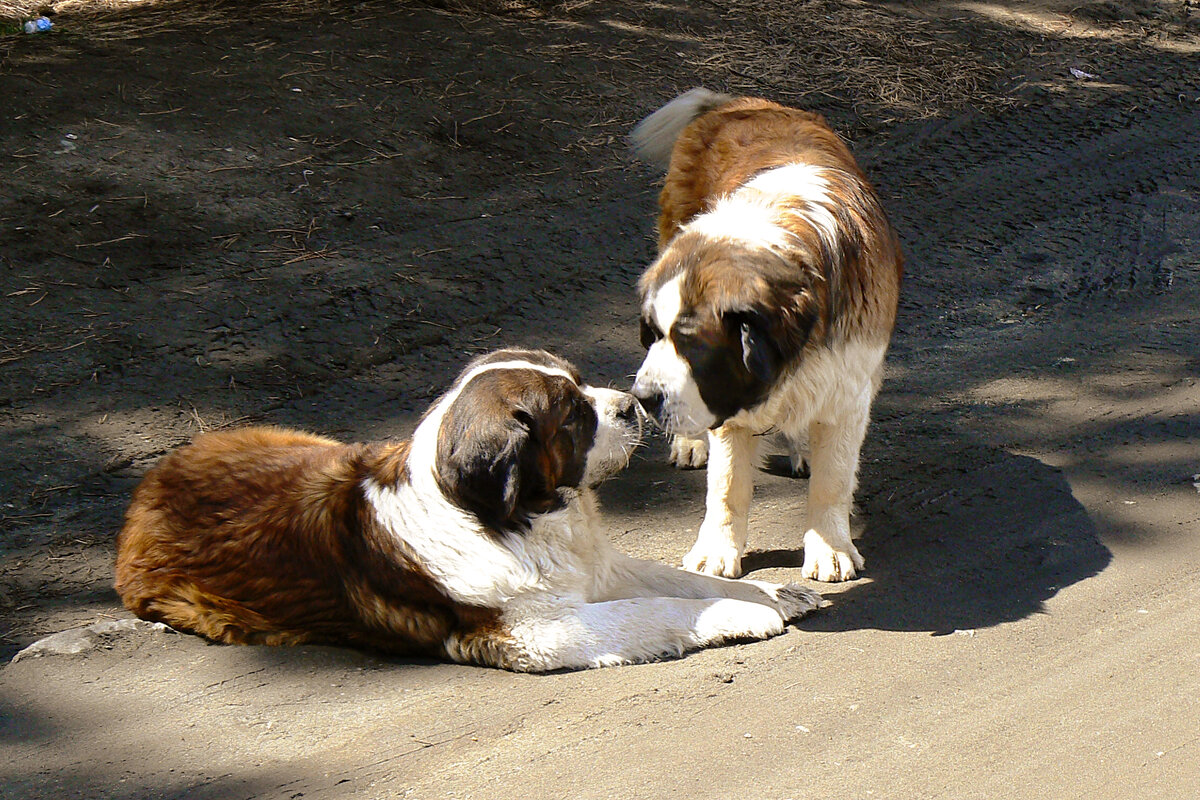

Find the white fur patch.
[
  {"left": 364, "top": 479, "right": 534, "bottom": 607},
  {"left": 744, "top": 161, "right": 832, "bottom": 199},
  {"left": 685, "top": 193, "right": 797, "bottom": 253},
  {"left": 747, "top": 163, "right": 841, "bottom": 256},
  {"left": 749, "top": 338, "right": 889, "bottom": 435},
  {"left": 685, "top": 163, "right": 848, "bottom": 266},
  {"left": 634, "top": 277, "right": 718, "bottom": 437},
  {"left": 648, "top": 274, "right": 684, "bottom": 336}
]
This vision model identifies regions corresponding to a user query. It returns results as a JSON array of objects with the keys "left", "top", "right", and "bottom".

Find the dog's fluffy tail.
[{"left": 630, "top": 87, "right": 733, "bottom": 169}]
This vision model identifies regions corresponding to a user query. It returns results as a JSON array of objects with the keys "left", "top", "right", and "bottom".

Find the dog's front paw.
[
  {"left": 695, "top": 599, "right": 785, "bottom": 644},
  {"left": 801, "top": 534, "right": 864, "bottom": 582},
  {"left": 683, "top": 537, "right": 742, "bottom": 578},
  {"left": 773, "top": 583, "right": 825, "bottom": 621},
  {"left": 669, "top": 434, "right": 708, "bottom": 469}
]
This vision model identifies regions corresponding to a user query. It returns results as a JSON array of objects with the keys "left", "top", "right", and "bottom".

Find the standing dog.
[
  {"left": 630, "top": 89, "right": 903, "bottom": 582},
  {"left": 115, "top": 348, "right": 821, "bottom": 671}
]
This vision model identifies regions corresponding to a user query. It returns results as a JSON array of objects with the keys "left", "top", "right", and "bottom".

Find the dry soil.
[{"left": 2, "top": 1, "right": 1199, "bottom": 798}]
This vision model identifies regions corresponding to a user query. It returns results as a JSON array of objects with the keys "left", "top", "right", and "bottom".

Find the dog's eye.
[{"left": 639, "top": 318, "right": 662, "bottom": 349}]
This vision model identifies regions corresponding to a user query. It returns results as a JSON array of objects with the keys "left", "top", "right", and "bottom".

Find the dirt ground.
[{"left": 2, "top": 0, "right": 1199, "bottom": 797}]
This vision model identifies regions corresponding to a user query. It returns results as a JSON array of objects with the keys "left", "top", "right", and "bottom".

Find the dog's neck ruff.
[{"left": 684, "top": 163, "right": 844, "bottom": 262}]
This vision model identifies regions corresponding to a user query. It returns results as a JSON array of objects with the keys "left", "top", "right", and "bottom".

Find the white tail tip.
[{"left": 630, "top": 87, "right": 733, "bottom": 169}]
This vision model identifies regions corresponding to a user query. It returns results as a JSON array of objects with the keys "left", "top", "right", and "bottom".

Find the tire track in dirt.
[{"left": 874, "top": 94, "right": 1199, "bottom": 322}]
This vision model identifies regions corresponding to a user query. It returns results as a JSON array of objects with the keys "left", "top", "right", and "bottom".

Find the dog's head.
[
  {"left": 423, "top": 349, "right": 640, "bottom": 532},
  {"left": 631, "top": 234, "right": 820, "bottom": 436}
]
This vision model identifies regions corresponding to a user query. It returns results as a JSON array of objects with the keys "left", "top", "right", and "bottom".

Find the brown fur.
[
  {"left": 631, "top": 92, "right": 906, "bottom": 580},
  {"left": 113, "top": 426, "right": 495, "bottom": 657},
  {"left": 642, "top": 96, "right": 902, "bottom": 352},
  {"left": 433, "top": 367, "right": 597, "bottom": 529}
]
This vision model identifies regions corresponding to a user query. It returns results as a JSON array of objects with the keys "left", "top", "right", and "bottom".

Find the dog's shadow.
[
  {"left": 608, "top": 439, "right": 1110, "bottom": 636},
  {"left": 780, "top": 446, "right": 1108, "bottom": 635}
]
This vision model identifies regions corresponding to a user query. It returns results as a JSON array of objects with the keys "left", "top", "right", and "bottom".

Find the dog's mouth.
[
  {"left": 624, "top": 399, "right": 650, "bottom": 439},
  {"left": 610, "top": 410, "right": 645, "bottom": 470},
  {"left": 584, "top": 436, "right": 640, "bottom": 487}
]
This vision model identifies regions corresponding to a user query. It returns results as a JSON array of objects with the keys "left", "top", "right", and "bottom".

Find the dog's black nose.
[{"left": 635, "top": 392, "right": 664, "bottom": 418}]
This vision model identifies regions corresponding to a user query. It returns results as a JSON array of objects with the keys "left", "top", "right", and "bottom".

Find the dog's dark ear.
[
  {"left": 508, "top": 407, "right": 575, "bottom": 518},
  {"left": 725, "top": 309, "right": 783, "bottom": 386},
  {"left": 436, "top": 405, "right": 528, "bottom": 532},
  {"left": 777, "top": 292, "right": 819, "bottom": 362}
]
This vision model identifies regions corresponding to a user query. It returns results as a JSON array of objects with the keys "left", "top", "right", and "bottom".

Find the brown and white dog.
[
  {"left": 114, "top": 348, "right": 821, "bottom": 671},
  {"left": 630, "top": 89, "right": 903, "bottom": 582}
]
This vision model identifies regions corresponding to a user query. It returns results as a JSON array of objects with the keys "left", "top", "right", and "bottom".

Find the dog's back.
[
  {"left": 632, "top": 90, "right": 872, "bottom": 252},
  {"left": 113, "top": 427, "right": 448, "bottom": 652}
]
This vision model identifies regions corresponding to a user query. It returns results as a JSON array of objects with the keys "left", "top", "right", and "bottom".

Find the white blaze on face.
[{"left": 633, "top": 275, "right": 718, "bottom": 436}]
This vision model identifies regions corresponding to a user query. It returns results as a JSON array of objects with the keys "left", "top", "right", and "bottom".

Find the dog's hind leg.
[
  {"left": 130, "top": 581, "right": 315, "bottom": 647},
  {"left": 668, "top": 433, "right": 709, "bottom": 468},
  {"left": 761, "top": 431, "right": 810, "bottom": 478}
]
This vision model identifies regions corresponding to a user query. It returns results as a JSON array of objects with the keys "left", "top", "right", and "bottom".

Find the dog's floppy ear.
[
  {"left": 436, "top": 397, "right": 571, "bottom": 532},
  {"left": 727, "top": 285, "right": 821, "bottom": 385},
  {"left": 725, "top": 308, "right": 784, "bottom": 386},
  {"left": 436, "top": 403, "right": 530, "bottom": 532},
  {"left": 776, "top": 289, "right": 820, "bottom": 362}
]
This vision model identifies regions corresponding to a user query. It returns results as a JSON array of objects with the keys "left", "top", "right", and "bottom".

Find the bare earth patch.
[{"left": 2, "top": 1, "right": 1199, "bottom": 798}]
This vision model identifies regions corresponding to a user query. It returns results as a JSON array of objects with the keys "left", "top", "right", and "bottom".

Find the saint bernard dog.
[
  {"left": 629, "top": 89, "right": 903, "bottom": 582},
  {"left": 114, "top": 348, "right": 821, "bottom": 671}
]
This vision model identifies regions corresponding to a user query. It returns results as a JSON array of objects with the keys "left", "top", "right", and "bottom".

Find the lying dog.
[
  {"left": 114, "top": 348, "right": 821, "bottom": 671},
  {"left": 630, "top": 89, "right": 904, "bottom": 582}
]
